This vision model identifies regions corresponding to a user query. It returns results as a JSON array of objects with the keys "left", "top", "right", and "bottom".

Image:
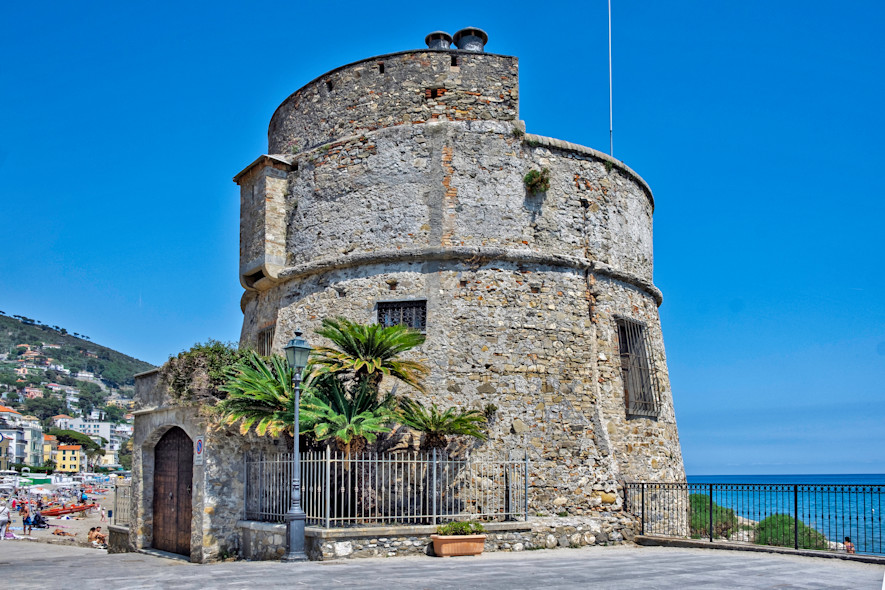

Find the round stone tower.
[{"left": 234, "top": 30, "right": 685, "bottom": 517}]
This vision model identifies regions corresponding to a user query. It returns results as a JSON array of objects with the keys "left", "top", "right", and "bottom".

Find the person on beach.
[
  {"left": 0, "top": 501, "right": 10, "bottom": 540},
  {"left": 52, "top": 529, "right": 76, "bottom": 537},
  {"left": 844, "top": 536, "right": 855, "bottom": 554},
  {"left": 20, "top": 503, "right": 31, "bottom": 535},
  {"left": 100, "top": 505, "right": 106, "bottom": 522}
]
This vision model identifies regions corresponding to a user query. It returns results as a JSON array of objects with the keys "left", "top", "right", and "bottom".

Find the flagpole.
[{"left": 608, "top": 0, "right": 613, "bottom": 157}]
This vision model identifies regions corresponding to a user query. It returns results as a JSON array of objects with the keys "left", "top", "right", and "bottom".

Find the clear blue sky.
[{"left": 1, "top": 1, "right": 882, "bottom": 475}]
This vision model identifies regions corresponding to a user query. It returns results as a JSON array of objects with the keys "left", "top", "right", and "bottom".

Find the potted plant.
[{"left": 431, "top": 521, "right": 487, "bottom": 557}]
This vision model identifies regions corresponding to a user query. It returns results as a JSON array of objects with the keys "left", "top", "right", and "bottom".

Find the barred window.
[
  {"left": 256, "top": 325, "right": 275, "bottom": 356},
  {"left": 616, "top": 318, "right": 659, "bottom": 419},
  {"left": 377, "top": 300, "right": 427, "bottom": 331}
]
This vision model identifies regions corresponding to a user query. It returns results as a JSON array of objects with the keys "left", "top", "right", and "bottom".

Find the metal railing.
[
  {"left": 245, "top": 448, "right": 529, "bottom": 527},
  {"left": 113, "top": 481, "right": 131, "bottom": 526},
  {"left": 625, "top": 482, "right": 884, "bottom": 555}
]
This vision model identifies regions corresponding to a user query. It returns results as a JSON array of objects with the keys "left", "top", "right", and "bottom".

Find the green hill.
[{"left": 0, "top": 313, "right": 155, "bottom": 387}]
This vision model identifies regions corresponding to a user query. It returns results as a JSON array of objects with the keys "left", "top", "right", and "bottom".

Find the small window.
[
  {"left": 615, "top": 318, "right": 659, "bottom": 418},
  {"left": 451, "top": 55, "right": 458, "bottom": 67},
  {"left": 377, "top": 300, "right": 427, "bottom": 331},
  {"left": 378, "top": 62, "right": 385, "bottom": 74},
  {"left": 257, "top": 325, "right": 275, "bottom": 356},
  {"left": 326, "top": 80, "right": 334, "bottom": 92}
]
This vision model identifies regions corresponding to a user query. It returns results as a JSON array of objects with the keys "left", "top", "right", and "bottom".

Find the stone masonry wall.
[
  {"left": 268, "top": 122, "right": 654, "bottom": 283},
  {"left": 132, "top": 373, "right": 282, "bottom": 563},
  {"left": 238, "top": 164, "right": 290, "bottom": 282},
  {"left": 242, "top": 258, "right": 682, "bottom": 515},
  {"left": 237, "top": 517, "right": 637, "bottom": 561},
  {"left": 236, "top": 44, "right": 684, "bottom": 533},
  {"left": 268, "top": 51, "right": 518, "bottom": 154}
]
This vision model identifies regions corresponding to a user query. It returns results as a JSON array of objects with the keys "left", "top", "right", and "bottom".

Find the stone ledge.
[
  {"left": 273, "top": 247, "right": 662, "bottom": 306},
  {"left": 237, "top": 520, "right": 286, "bottom": 533},
  {"left": 305, "top": 521, "right": 532, "bottom": 539},
  {"left": 635, "top": 535, "right": 885, "bottom": 566},
  {"left": 522, "top": 133, "right": 654, "bottom": 209}
]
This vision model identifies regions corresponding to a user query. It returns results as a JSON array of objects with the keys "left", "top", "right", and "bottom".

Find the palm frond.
[{"left": 397, "top": 398, "right": 488, "bottom": 449}]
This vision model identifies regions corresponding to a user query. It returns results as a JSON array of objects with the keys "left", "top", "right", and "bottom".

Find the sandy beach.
[{"left": 4, "top": 490, "right": 114, "bottom": 549}]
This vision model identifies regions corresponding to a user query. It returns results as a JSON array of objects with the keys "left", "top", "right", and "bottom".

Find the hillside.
[{"left": 0, "top": 313, "right": 155, "bottom": 387}]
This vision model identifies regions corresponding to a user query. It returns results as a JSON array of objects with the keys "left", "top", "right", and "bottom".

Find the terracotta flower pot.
[{"left": 431, "top": 534, "right": 487, "bottom": 557}]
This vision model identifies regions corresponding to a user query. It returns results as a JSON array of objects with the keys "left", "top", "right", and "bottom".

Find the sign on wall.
[{"left": 194, "top": 436, "right": 204, "bottom": 465}]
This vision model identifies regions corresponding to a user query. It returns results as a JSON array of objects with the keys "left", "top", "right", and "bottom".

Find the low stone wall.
[
  {"left": 237, "top": 514, "right": 638, "bottom": 561},
  {"left": 238, "top": 520, "right": 287, "bottom": 561},
  {"left": 108, "top": 525, "right": 134, "bottom": 554}
]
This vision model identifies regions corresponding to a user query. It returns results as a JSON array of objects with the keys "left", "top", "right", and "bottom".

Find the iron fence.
[
  {"left": 625, "top": 482, "right": 884, "bottom": 556},
  {"left": 113, "top": 481, "right": 131, "bottom": 526},
  {"left": 245, "top": 448, "right": 529, "bottom": 527}
]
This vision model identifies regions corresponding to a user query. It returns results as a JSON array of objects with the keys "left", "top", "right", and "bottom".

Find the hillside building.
[{"left": 57, "top": 444, "right": 84, "bottom": 472}]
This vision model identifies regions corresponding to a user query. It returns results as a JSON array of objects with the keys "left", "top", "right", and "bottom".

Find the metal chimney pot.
[
  {"left": 453, "top": 27, "right": 488, "bottom": 52},
  {"left": 425, "top": 31, "right": 453, "bottom": 50}
]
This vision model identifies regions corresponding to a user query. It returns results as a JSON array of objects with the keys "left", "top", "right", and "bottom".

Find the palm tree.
[
  {"left": 300, "top": 375, "right": 396, "bottom": 459},
  {"left": 85, "top": 447, "right": 104, "bottom": 471},
  {"left": 307, "top": 317, "right": 429, "bottom": 395},
  {"left": 397, "top": 398, "right": 488, "bottom": 450},
  {"left": 216, "top": 351, "right": 296, "bottom": 437}
]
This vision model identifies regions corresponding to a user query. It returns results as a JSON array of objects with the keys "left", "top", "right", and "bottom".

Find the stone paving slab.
[{"left": 1, "top": 541, "right": 883, "bottom": 589}]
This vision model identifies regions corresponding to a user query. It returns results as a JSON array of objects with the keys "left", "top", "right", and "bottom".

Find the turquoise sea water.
[
  {"left": 684, "top": 474, "right": 885, "bottom": 554},
  {"left": 687, "top": 474, "right": 885, "bottom": 485}
]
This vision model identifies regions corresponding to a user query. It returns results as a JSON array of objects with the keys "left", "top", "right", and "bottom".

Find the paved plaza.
[{"left": 1, "top": 541, "right": 883, "bottom": 589}]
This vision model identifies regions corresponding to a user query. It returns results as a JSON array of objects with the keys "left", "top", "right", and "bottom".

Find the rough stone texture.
[
  {"left": 129, "top": 371, "right": 281, "bottom": 563},
  {"left": 268, "top": 51, "right": 518, "bottom": 155},
  {"left": 107, "top": 524, "right": 133, "bottom": 554},
  {"left": 237, "top": 160, "right": 292, "bottom": 286},
  {"left": 235, "top": 48, "right": 684, "bottom": 526},
  {"left": 236, "top": 518, "right": 637, "bottom": 561},
  {"left": 237, "top": 520, "right": 287, "bottom": 561}
]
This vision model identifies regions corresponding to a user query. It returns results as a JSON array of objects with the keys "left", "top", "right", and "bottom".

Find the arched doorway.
[{"left": 152, "top": 427, "right": 193, "bottom": 556}]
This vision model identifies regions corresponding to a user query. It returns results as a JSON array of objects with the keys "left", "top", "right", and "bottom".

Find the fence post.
[
  {"left": 113, "top": 484, "right": 118, "bottom": 526},
  {"left": 709, "top": 483, "right": 714, "bottom": 542},
  {"left": 324, "top": 446, "right": 331, "bottom": 528},
  {"left": 793, "top": 484, "right": 798, "bottom": 550},
  {"left": 524, "top": 450, "right": 529, "bottom": 522},
  {"left": 641, "top": 483, "right": 645, "bottom": 536},
  {"left": 432, "top": 448, "right": 438, "bottom": 526}
]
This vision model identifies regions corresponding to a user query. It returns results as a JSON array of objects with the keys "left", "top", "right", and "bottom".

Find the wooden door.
[{"left": 152, "top": 427, "right": 193, "bottom": 556}]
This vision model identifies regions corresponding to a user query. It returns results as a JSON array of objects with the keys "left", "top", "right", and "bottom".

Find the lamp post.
[{"left": 282, "top": 330, "right": 311, "bottom": 562}]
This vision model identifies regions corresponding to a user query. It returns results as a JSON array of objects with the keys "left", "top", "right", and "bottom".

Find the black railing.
[{"left": 625, "top": 482, "right": 884, "bottom": 556}]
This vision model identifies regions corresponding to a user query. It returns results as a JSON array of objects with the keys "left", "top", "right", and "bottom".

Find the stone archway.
[{"left": 152, "top": 426, "right": 193, "bottom": 556}]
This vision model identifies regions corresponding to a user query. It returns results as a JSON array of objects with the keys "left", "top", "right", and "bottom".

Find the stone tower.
[{"left": 234, "top": 29, "right": 685, "bottom": 516}]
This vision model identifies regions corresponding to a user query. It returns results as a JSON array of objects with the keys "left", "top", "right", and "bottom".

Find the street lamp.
[{"left": 282, "top": 330, "right": 311, "bottom": 562}]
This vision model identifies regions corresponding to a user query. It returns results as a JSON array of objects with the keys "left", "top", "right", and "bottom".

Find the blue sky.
[{"left": 1, "top": 1, "right": 882, "bottom": 475}]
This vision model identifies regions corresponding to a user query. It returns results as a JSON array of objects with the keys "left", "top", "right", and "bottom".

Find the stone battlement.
[{"left": 268, "top": 50, "right": 518, "bottom": 155}]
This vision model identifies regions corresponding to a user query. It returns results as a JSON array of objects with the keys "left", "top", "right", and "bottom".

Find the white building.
[
  {"left": 51, "top": 414, "right": 76, "bottom": 430},
  {"left": 69, "top": 418, "right": 112, "bottom": 443},
  {"left": 0, "top": 427, "right": 26, "bottom": 465}
]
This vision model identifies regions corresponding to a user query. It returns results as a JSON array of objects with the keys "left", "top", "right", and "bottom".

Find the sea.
[{"left": 684, "top": 474, "right": 885, "bottom": 555}]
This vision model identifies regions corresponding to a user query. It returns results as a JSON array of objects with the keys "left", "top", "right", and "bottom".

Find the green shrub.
[
  {"left": 689, "top": 493, "right": 738, "bottom": 539},
  {"left": 436, "top": 521, "right": 486, "bottom": 536},
  {"left": 755, "top": 514, "right": 829, "bottom": 550},
  {"left": 160, "top": 340, "right": 250, "bottom": 405},
  {"left": 523, "top": 168, "right": 550, "bottom": 194}
]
